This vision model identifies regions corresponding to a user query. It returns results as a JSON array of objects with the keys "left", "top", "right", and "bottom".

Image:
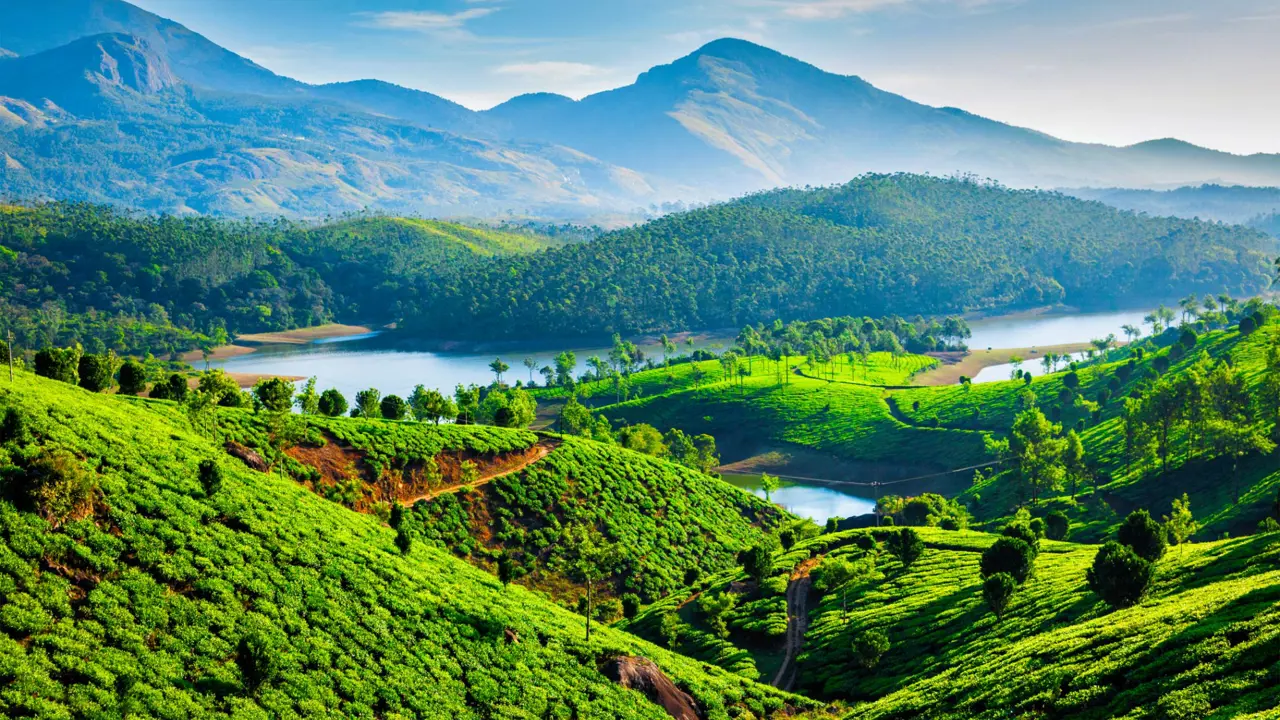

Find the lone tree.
[
  {"left": 25, "top": 448, "right": 98, "bottom": 527},
  {"left": 353, "top": 388, "right": 382, "bottom": 419},
  {"left": 760, "top": 473, "right": 781, "bottom": 502},
  {"left": 380, "top": 394, "right": 408, "bottom": 421},
  {"left": 252, "top": 377, "right": 294, "bottom": 414},
  {"left": 1163, "top": 494, "right": 1198, "bottom": 552},
  {"left": 1087, "top": 541, "right": 1154, "bottom": 608},
  {"left": 318, "top": 388, "right": 348, "bottom": 417},
  {"left": 489, "top": 358, "right": 510, "bottom": 385},
  {"left": 564, "top": 526, "right": 620, "bottom": 641},
  {"left": 983, "top": 572, "right": 1017, "bottom": 620},
  {"left": 198, "top": 459, "right": 223, "bottom": 497},
  {"left": 740, "top": 543, "right": 774, "bottom": 584},
  {"left": 852, "top": 628, "right": 890, "bottom": 669},
  {"left": 1044, "top": 510, "right": 1070, "bottom": 541},
  {"left": 1117, "top": 509, "right": 1166, "bottom": 562},
  {"left": 980, "top": 537, "right": 1035, "bottom": 584},
  {"left": 497, "top": 553, "right": 515, "bottom": 587},
  {"left": 77, "top": 353, "right": 115, "bottom": 392},
  {"left": 118, "top": 360, "right": 148, "bottom": 396},
  {"left": 888, "top": 528, "right": 924, "bottom": 569}
]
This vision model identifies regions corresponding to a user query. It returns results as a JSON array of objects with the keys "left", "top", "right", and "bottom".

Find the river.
[{"left": 722, "top": 473, "right": 875, "bottom": 525}]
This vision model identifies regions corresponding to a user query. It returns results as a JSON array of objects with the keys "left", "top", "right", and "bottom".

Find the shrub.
[
  {"left": 318, "top": 389, "right": 348, "bottom": 417},
  {"left": 380, "top": 394, "right": 408, "bottom": 421},
  {"left": 981, "top": 537, "right": 1035, "bottom": 584},
  {"left": 118, "top": 359, "right": 148, "bottom": 395},
  {"left": 198, "top": 459, "right": 223, "bottom": 497},
  {"left": 1257, "top": 517, "right": 1280, "bottom": 534},
  {"left": 888, "top": 528, "right": 924, "bottom": 569},
  {"left": 779, "top": 528, "right": 796, "bottom": 549},
  {"left": 1239, "top": 315, "right": 1256, "bottom": 334},
  {"left": 0, "top": 408, "right": 28, "bottom": 444},
  {"left": 25, "top": 449, "right": 98, "bottom": 527},
  {"left": 77, "top": 353, "right": 115, "bottom": 392},
  {"left": 982, "top": 572, "right": 1017, "bottom": 620},
  {"left": 1087, "top": 541, "right": 1153, "bottom": 608},
  {"left": 236, "top": 631, "right": 282, "bottom": 692},
  {"left": 740, "top": 544, "right": 773, "bottom": 583},
  {"left": 881, "top": 516, "right": 895, "bottom": 527},
  {"left": 621, "top": 593, "right": 641, "bottom": 619},
  {"left": 34, "top": 346, "right": 81, "bottom": 384},
  {"left": 253, "top": 377, "right": 295, "bottom": 413},
  {"left": 852, "top": 628, "right": 890, "bottom": 669},
  {"left": 1028, "top": 517, "right": 1047, "bottom": 539},
  {"left": 1118, "top": 509, "right": 1166, "bottom": 562},
  {"left": 1045, "top": 510, "right": 1070, "bottom": 541},
  {"left": 824, "top": 517, "right": 839, "bottom": 534},
  {"left": 1002, "top": 522, "right": 1040, "bottom": 557},
  {"left": 150, "top": 373, "right": 189, "bottom": 402}
]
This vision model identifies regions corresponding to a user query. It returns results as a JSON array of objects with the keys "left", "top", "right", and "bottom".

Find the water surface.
[
  {"left": 965, "top": 308, "right": 1151, "bottom": 351},
  {"left": 723, "top": 473, "right": 875, "bottom": 524}
]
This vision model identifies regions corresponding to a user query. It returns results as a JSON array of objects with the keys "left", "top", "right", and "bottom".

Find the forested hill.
[
  {"left": 401, "top": 174, "right": 1277, "bottom": 341},
  {"left": 0, "top": 204, "right": 557, "bottom": 356}
]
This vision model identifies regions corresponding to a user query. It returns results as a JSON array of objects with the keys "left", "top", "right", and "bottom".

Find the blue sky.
[{"left": 129, "top": 0, "right": 1280, "bottom": 154}]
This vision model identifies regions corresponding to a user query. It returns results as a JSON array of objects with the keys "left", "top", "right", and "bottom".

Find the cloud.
[
  {"left": 759, "top": 0, "right": 1016, "bottom": 21},
  {"left": 493, "top": 61, "right": 610, "bottom": 82},
  {"left": 356, "top": 8, "right": 499, "bottom": 33}
]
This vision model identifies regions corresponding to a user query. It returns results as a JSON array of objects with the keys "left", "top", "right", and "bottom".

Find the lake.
[
  {"left": 211, "top": 331, "right": 734, "bottom": 401},
  {"left": 723, "top": 473, "right": 876, "bottom": 525},
  {"left": 967, "top": 307, "right": 1153, "bottom": 384}
]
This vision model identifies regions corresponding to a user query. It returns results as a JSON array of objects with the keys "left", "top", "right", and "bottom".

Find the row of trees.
[{"left": 251, "top": 378, "right": 537, "bottom": 429}]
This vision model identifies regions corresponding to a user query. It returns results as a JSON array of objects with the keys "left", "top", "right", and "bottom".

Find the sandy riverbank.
[
  {"left": 179, "top": 324, "right": 374, "bottom": 364},
  {"left": 913, "top": 342, "right": 1094, "bottom": 386}
]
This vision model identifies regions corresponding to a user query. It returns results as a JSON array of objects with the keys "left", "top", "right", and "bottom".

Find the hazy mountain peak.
[
  {"left": 0, "top": 48, "right": 16, "bottom": 59},
  {"left": 68, "top": 33, "right": 180, "bottom": 94}
]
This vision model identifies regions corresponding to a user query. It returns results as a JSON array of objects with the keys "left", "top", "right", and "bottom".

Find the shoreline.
[
  {"left": 913, "top": 342, "right": 1094, "bottom": 386},
  {"left": 180, "top": 323, "right": 374, "bottom": 364}
]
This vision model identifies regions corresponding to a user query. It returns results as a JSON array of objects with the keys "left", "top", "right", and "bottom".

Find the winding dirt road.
[
  {"left": 399, "top": 441, "right": 556, "bottom": 506},
  {"left": 771, "top": 567, "right": 814, "bottom": 691}
]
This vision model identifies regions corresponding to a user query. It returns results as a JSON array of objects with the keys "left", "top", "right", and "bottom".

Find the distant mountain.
[
  {"left": 0, "top": 30, "right": 655, "bottom": 216},
  {"left": 1066, "top": 184, "right": 1280, "bottom": 229},
  {"left": 6, "top": 0, "right": 1280, "bottom": 216}
]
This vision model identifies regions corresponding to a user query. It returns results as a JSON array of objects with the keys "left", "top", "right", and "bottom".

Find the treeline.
[
  {"left": 400, "top": 174, "right": 1275, "bottom": 340},
  {"left": 0, "top": 204, "right": 549, "bottom": 358}
]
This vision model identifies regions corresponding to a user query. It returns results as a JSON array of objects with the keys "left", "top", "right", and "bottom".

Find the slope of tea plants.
[{"left": 0, "top": 370, "right": 821, "bottom": 719}]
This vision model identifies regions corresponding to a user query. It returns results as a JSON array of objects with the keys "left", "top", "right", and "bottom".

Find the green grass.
[{"left": 0, "top": 370, "right": 819, "bottom": 718}]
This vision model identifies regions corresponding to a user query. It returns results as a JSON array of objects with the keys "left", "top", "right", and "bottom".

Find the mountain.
[
  {"left": 7, "top": 1, "right": 1280, "bottom": 215},
  {"left": 1066, "top": 184, "right": 1280, "bottom": 230},
  {"left": 399, "top": 174, "right": 1277, "bottom": 341}
]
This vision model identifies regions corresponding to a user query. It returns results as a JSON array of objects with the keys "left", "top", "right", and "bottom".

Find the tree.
[
  {"left": 410, "top": 385, "right": 457, "bottom": 424},
  {"left": 1163, "top": 493, "right": 1197, "bottom": 552},
  {"left": 380, "top": 394, "right": 408, "bottom": 421},
  {"left": 1117, "top": 509, "right": 1166, "bottom": 562},
  {"left": 118, "top": 359, "right": 148, "bottom": 396},
  {"left": 564, "top": 526, "right": 621, "bottom": 641},
  {"left": 659, "top": 611, "right": 683, "bottom": 648},
  {"left": 813, "top": 555, "right": 869, "bottom": 616},
  {"left": 252, "top": 377, "right": 294, "bottom": 413},
  {"left": 1002, "top": 521, "right": 1040, "bottom": 556},
  {"left": 888, "top": 528, "right": 924, "bottom": 569},
  {"left": 1087, "top": 541, "right": 1153, "bottom": 608},
  {"left": 1044, "top": 510, "right": 1070, "bottom": 541},
  {"left": 236, "top": 631, "right": 282, "bottom": 693},
  {"left": 852, "top": 628, "right": 890, "bottom": 669},
  {"left": 983, "top": 572, "right": 1017, "bottom": 620},
  {"left": 981, "top": 537, "right": 1035, "bottom": 584},
  {"left": 1009, "top": 408, "right": 1067, "bottom": 504},
  {"left": 554, "top": 351, "right": 577, "bottom": 387},
  {"left": 198, "top": 458, "right": 223, "bottom": 497},
  {"left": 1063, "top": 430, "right": 1087, "bottom": 499},
  {"left": 77, "top": 353, "right": 115, "bottom": 392},
  {"left": 523, "top": 357, "right": 537, "bottom": 385},
  {"left": 698, "top": 591, "right": 737, "bottom": 639},
  {"left": 353, "top": 388, "right": 382, "bottom": 419},
  {"left": 318, "top": 388, "right": 348, "bottom": 417},
  {"left": 198, "top": 369, "right": 245, "bottom": 407},
  {"left": 489, "top": 358, "right": 510, "bottom": 385},
  {"left": 454, "top": 384, "right": 480, "bottom": 424},
  {"left": 616, "top": 424, "right": 666, "bottom": 456},
  {"left": 25, "top": 448, "right": 98, "bottom": 527},
  {"left": 295, "top": 377, "right": 320, "bottom": 415},
  {"left": 621, "top": 593, "right": 641, "bottom": 619},
  {"left": 760, "top": 473, "right": 781, "bottom": 502},
  {"left": 34, "top": 345, "right": 81, "bottom": 384},
  {"left": 497, "top": 553, "right": 515, "bottom": 587},
  {"left": 740, "top": 543, "right": 773, "bottom": 584},
  {"left": 151, "top": 373, "right": 189, "bottom": 402}
]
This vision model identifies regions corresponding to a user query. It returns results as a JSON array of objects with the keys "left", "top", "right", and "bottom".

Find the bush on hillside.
[
  {"left": 117, "top": 359, "right": 148, "bottom": 395},
  {"left": 150, "top": 373, "right": 189, "bottom": 402},
  {"left": 1118, "top": 510, "right": 1166, "bottom": 562},
  {"left": 740, "top": 544, "right": 774, "bottom": 584},
  {"left": 253, "top": 377, "right": 295, "bottom": 413},
  {"left": 318, "top": 388, "right": 348, "bottom": 417},
  {"left": 1045, "top": 510, "right": 1070, "bottom": 541},
  {"left": 1087, "top": 541, "right": 1154, "bottom": 608},
  {"left": 76, "top": 353, "right": 115, "bottom": 392},
  {"left": 980, "top": 538, "right": 1035, "bottom": 584},
  {"left": 888, "top": 528, "right": 924, "bottom": 569},
  {"left": 0, "top": 409, "right": 28, "bottom": 445},
  {"left": 852, "top": 628, "right": 890, "bottom": 669},
  {"left": 1002, "top": 522, "right": 1040, "bottom": 557},
  {"left": 982, "top": 572, "right": 1017, "bottom": 620},
  {"left": 34, "top": 346, "right": 82, "bottom": 384},
  {"left": 24, "top": 448, "right": 98, "bottom": 527}
]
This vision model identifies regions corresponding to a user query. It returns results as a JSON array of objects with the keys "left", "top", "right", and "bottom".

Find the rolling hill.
[
  {"left": 7, "top": 1, "right": 1280, "bottom": 215},
  {"left": 401, "top": 174, "right": 1276, "bottom": 341}
]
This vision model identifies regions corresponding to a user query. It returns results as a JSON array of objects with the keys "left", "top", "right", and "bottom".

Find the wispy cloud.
[
  {"left": 493, "top": 61, "right": 610, "bottom": 82},
  {"left": 666, "top": 18, "right": 770, "bottom": 46},
  {"left": 356, "top": 7, "right": 499, "bottom": 34},
  {"left": 755, "top": 0, "right": 1016, "bottom": 21}
]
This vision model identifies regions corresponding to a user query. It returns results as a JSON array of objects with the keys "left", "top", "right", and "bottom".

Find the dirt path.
[
  {"left": 771, "top": 561, "right": 816, "bottom": 691},
  {"left": 399, "top": 441, "right": 556, "bottom": 506}
]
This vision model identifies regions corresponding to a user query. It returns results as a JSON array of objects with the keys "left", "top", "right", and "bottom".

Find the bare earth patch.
[{"left": 913, "top": 342, "right": 1093, "bottom": 386}]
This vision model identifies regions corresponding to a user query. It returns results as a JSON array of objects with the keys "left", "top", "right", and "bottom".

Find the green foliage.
[
  {"left": 852, "top": 628, "right": 891, "bottom": 669},
  {"left": 888, "top": 528, "right": 924, "bottom": 569},
  {"left": 353, "top": 388, "right": 381, "bottom": 419},
  {"left": 403, "top": 175, "right": 1273, "bottom": 339},
  {"left": 1044, "top": 510, "right": 1070, "bottom": 541},
  {"left": 317, "top": 388, "right": 348, "bottom": 417},
  {"left": 699, "top": 591, "right": 738, "bottom": 640},
  {"left": 252, "top": 377, "right": 294, "bottom": 413},
  {"left": 148, "top": 373, "right": 189, "bottom": 402},
  {"left": 1086, "top": 541, "right": 1154, "bottom": 608},
  {"left": 409, "top": 385, "right": 456, "bottom": 424},
  {"left": 980, "top": 538, "right": 1035, "bottom": 584},
  {"left": 294, "top": 377, "right": 320, "bottom": 415},
  {"left": 1117, "top": 509, "right": 1167, "bottom": 562},
  {"left": 117, "top": 359, "right": 148, "bottom": 395},
  {"left": 197, "top": 458, "right": 223, "bottom": 497},
  {"left": 380, "top": 393, "right": 408, "bottom": 421},
  {"left": 34, "top": 345, "right": 81, "bottom": 384},
  {"left": 740, "top": 544, "right": 774, "bottom": 584},
  {"left": 982, "top": 572, "right": 1016, "bottom": 620},
  {"left": 75, "top": 353, "right": 115, "bottom": 392}
]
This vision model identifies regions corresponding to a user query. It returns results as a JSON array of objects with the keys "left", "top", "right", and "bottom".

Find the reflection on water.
[
  {"left": 966, "top": 308, "right": 1151, "bottom": 351},
  {"left": 211, "top": 332, "right": 733, "bottom": 401},
  {"left": 723, "top": 473, "right": 875, "bottom": 524}
]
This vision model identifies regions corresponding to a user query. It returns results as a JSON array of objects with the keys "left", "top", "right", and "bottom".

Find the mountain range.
[{"left": 4, "top": 0, "right": 1280, "bottom": 217}]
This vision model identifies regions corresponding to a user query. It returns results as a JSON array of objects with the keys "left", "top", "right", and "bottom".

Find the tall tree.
[{"left": 563, "top": 526, "right": 620, "bottom": 642}]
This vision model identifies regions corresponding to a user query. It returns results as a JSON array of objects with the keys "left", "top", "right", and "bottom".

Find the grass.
[{"left": 0, "top": 370, "right": 820, "bottom": 719}]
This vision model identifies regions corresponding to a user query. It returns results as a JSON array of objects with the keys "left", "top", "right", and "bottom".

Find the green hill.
[
  {"left": 404, "top": 174, "right": 1275, "bottom": 340},
  {"left": 0, "top": 369, "right": 819, "bottom": 718}
]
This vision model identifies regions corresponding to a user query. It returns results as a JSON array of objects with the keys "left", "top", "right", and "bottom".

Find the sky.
[{"left": 128, "top": 0, "right": 1280, "bottom": 155}]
